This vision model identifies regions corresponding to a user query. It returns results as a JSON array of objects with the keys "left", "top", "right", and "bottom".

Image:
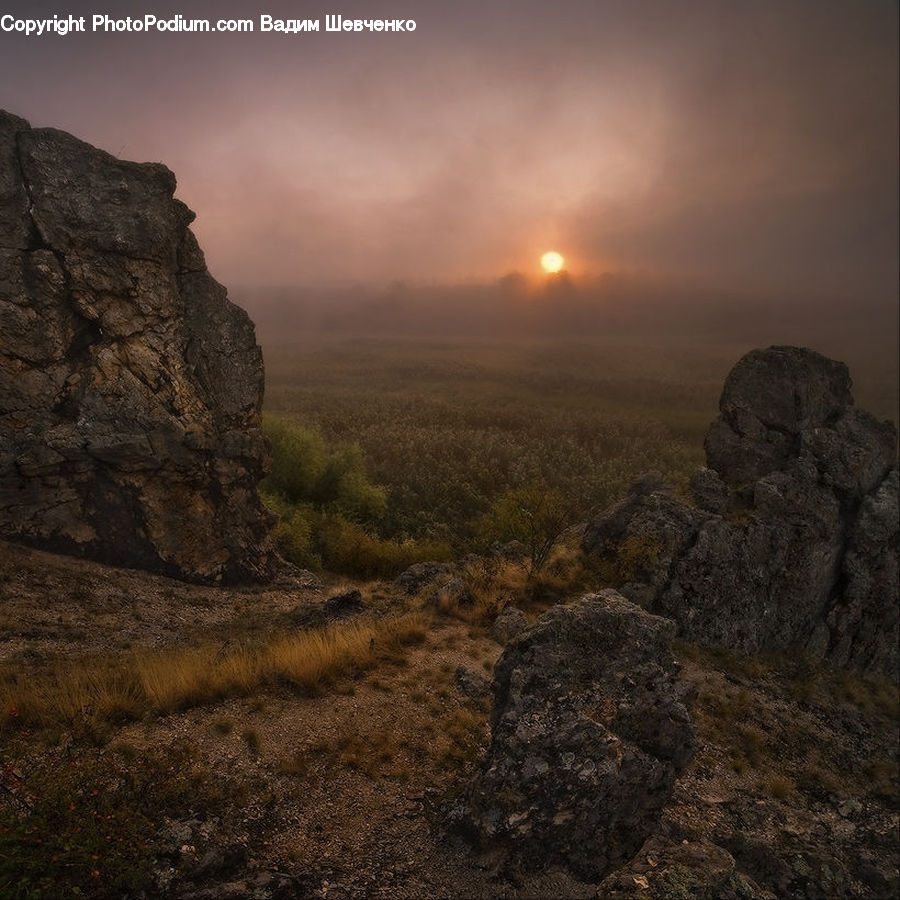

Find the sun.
[{"left": 540, "top": 250, "right": 565, "bottom": 274}]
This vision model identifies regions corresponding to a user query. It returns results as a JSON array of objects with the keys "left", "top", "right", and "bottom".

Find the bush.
[
  {"left": 263, "top": 417, "right": 451, "bottom": 577},
  {"left": 262, "top": 418, "right": 386, "bottom": 522},
  {"left": 0, "top": 742, "right": 225, "bottom": 897},
  {"left": 270, "top": 505, "right": 451, "bottom": 578},
  {"left": 477, "top": 482, "right": 568, "bottom": 574},
  {"left": 270, "top": 506, "right": 321, "bottom": 571}
]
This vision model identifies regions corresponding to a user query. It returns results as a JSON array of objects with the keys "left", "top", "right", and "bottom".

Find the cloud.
[{"left": 0, "top": 0, "right": 896, "bottom": 305}]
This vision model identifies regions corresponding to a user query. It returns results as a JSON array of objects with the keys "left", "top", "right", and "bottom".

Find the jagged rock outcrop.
[
  {"left": 450, "top": 590, "right": 696, "bottom": 881},
  {"left": 0, "top": 111, "right": 273, "bottom": 582},
  {"left": 583, "top": 346, "right": 899, "bottom": 677}
]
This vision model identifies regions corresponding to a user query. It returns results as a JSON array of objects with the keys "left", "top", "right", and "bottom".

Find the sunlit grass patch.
[{"left": 0, "top": 611, "right": 429, "bottom": 735}]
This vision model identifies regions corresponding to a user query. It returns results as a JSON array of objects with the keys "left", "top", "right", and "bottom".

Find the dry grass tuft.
[
  {"left": 242, "top": 727, "right": 262, "bottom": 753},
  {"left": 328, "top": 728, "right": 400, "bottom": 778},
  {"left": 0, "top": 611, "right": 429, "bottom": 733},
  {"left": 766, "top": 774, "right": 796, "bottom": 799}
]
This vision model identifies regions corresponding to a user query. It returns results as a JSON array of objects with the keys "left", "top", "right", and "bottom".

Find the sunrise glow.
[{"left": 540, "top": 251, "right": 565, "bottom": 274}]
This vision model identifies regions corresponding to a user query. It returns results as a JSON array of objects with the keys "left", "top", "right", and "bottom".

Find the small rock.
[
  {"left": 428, "top": 576, "right": 473, "bottom": 609},
  {"left": 599, "top": 835, "right": 774, "bottom": 899},
  {"left": 188, "top": 843, "right": 248, "bottom": 880},
  {"left": 454, "top": 665, "right": 490, "bottom": 702},
  {"left": 690, "top": 466, "right": 729, "bottom": 514},
  {"left": 324, "top": 588, "right": 363, "bottom": 619},
  {"left": 492, "top": 606, "right": 529, "bottom": 644},
  {"left": 393, "top": 561, "right": 452, "bottom": 595}
]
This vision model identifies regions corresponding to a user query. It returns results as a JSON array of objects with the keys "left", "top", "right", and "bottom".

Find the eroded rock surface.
[
  {"left": 598, "top": 835, "right": 773, "bottom": 899},
  {"left": 451, "top": 590, "right": 696, "bottom": 881},
  {"left": 0, "top": 111, "right": 273, "bottom": 582},
  {"left": 583, "top": 346, "right": 898, "bottom": 677}
]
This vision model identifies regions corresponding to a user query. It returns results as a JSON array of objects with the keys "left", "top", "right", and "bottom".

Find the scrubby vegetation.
[
  {"left": 262, "top": 337, "right": 899, "bottom": 581},
  {"left": 262, "top": 339, "right": 725, "bottom": 575},
  {"left": 261, "top": 418, "right": 451, "bottom": 576},
  {"left": 679, "top": 639, "right": 900, "bottom": 802},
  {"left": 0, "top": 741, "right": 229, "bottom": 898}
]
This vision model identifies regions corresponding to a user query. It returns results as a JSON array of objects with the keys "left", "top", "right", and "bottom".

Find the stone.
[
  {"left": 453, "top": 665, "right": 490, "bottom": 703},
  {"left": 583, "top": 346, "right": 899, "bottom": 677},
  {"left": 428, "top": 576, "right": 473, "bottom": 609},
  {"left": 489, "top": 539, "right": 527, "bottom": 560},
  {"left": 705, "top": 346, "right": 853, "bottom": 485},
  {"left": 451, "top": 590, "right": 696, "bottom": 881},
  {"left": 598, "top": 835, "right": 774, "bottom": 899},
  {"left": 826, "top": 468, "right": 900, "bottom": 673},
  {"left": 324, "top": 588, "right": 364, "bottom": 619},
  {"left": 690, "top": 466, "right": 729, "bottom": 514},
  {"left": 392, "top": 561, "right": 452, "bottom": 595},
  {"left": 491, "top": 606, "right": 529, "bottom": 644},
  {"left": 0, "top": 111, "right": 273, "bottom": 582}
]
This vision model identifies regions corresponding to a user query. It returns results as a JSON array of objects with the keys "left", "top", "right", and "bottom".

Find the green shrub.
[
  {"left": 262, "top": 418, "right": 452, "bottom": 577},
  {"left": 270, "top": 505, "right": 321, "bottom": 571},
  {"left": 262, "top": 418, "right": 386, "bottom": 522},
  {"left": 477, "top": 482, "right": 568, "bottom": 574},
  {"left": 270, "top": 505, "right": 451, "bottom": 578}
]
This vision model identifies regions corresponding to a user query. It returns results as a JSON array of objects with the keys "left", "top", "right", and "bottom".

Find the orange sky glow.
[{"left": 1, "top": 0, "right": 896, "bottom": 310}]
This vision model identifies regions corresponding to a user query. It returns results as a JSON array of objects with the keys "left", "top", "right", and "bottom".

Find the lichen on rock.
[
  {"left": 0, "top": 110, "right": 273, "bottom": 582},
  {"left": 583, "top": 345, "right": 899, "bottom": 677},
  {"left": 451, "top": 590, "right": 696, "bottom": 881}
]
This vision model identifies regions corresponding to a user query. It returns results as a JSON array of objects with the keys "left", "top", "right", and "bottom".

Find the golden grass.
[
  {"left": 0, "top": 611, "right": 428, "bottom": 733},
  {"left": 433, "top": 541, "right": 590, "bottom": 626},
  {"left": 766, "top": 774, "right": 796, "bottom": 799}
]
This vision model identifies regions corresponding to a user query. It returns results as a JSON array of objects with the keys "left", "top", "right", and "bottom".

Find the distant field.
[{"left": 266, "top": 336, "right": 878, "bottom": 551}]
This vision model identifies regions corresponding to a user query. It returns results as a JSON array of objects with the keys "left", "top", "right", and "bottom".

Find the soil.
[{"left": 1, "top": 539, "right": 897, "bottom": 898}]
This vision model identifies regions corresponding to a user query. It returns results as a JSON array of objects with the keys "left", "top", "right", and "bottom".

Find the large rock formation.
[
  {"left": 0, "top": 111, "right": 273, "bottom": 582},
  {"left": 583, "top": 346, "right": 898, "bottom": 677},
  {"left": 451, "top": 590, "right": 696, "bottom": 881}
]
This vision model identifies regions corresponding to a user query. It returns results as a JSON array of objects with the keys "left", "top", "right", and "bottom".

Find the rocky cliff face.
[
  {"left": 583, "top": 346, "right": 898, "bottom": 677},
  {"left": 0, "top": 111, "right": 273, "bottom": 582}
]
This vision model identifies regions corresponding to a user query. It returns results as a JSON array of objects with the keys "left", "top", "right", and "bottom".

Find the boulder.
[
  {"left": 392, "top": 560, "right": 452, "bottom": 595},
  {"left": 583, "top": 346, "right": 899, "bottom": 677},
  {"left": 704, "top": 346, "right": 893, "bottom": 497},
  {"left": 451, "top": 590, "right": 696, "bottom": 881},
  {"left": 491, "top": 606, "right": 529, "bottom": 644},
  {"left": 0, "top": 111, "right": 273, "bottom": 582}
]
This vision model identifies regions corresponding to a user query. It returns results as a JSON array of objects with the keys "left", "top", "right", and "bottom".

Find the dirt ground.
[{"left": 1, "top": 539, "right": 897, "bottom": 898}]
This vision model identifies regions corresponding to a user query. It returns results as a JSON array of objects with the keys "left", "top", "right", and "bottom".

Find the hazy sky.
[{"left": 1, "top": 0, "right": 897, "bottom": 301}]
